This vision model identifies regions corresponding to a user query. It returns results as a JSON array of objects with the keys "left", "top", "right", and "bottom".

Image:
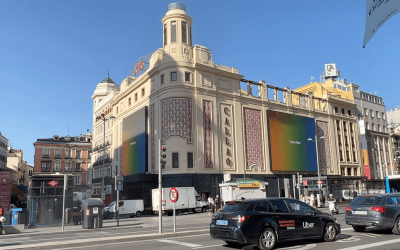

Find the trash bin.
[
  {"left": 81, "top": 198, "right": 104, "bottom": 229},
  {"left": 73, "top": 200, "right": 82, "bottom": 225},
  {"left": 10, "top": 208, "right": 22, "bottom": 225},
  {"left": 64, "top": 208, "right": 73, "bottom": 224},
  {"left": 17, "top": 210, "right": 28, "bottom": 226}
]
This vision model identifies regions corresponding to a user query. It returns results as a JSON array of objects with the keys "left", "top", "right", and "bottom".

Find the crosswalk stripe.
[
  {"left": 157, "top": 239, "right": 202, "bottom": 248},
  {"left": 336, "top": 238, "right": 400, "bottom": 250}
]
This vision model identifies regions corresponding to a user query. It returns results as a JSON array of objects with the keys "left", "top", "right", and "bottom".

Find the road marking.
[
  {"left": 158, "top": 239, "right": 203, "bottom": 248},
  {"left": 341, "top": 228, "right": 354, "bottom": 231},
  {"left": 275, "top": 243, "right": 316, "bottom": 250},
  {"left": 359, "top": 233, "right": 379, "bottom": 238},
  {"left": 192, "top": 244, "right": 225, "bottom": 249},
  {"left": 337, "top": 238, "right": 400, "bottom": 250},
  {"left": 336, "top": 236, "right": 361, "bottom": 243},
  {"left": 0, "top": 229, "right": 209, "bottom": 249}
]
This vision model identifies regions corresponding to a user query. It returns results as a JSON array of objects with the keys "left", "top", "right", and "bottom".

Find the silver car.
[{"left": 345, "top": 194, "right": 400, "bottom": 234}]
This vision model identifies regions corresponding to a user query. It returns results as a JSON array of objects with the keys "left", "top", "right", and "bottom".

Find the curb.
[{"left": 0, "top": 229, "right": 210, "bottom": 250}]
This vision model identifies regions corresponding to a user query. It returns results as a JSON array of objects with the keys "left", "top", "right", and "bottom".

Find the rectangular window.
[
  {"left": 382, "top": 112, "right": 385, "bottom": 120},
  {"left": 189, "top": 26, "right": 192, "bottom": 46},
  {"left": 75, "top": 176, "right": 81, "bottom": 185},
  {"left": 43, "top": 149, "right": 50, "bottom": 158},
  {"left": 55, "top": 149, "right": 61, "bottom": 159},
  {"left": 135, "top": 93, "right": 138, "bottom": 101},
  {"left": 66, "top": 149, "right": 71, "bottom": 158},
  {"left": 378, "top": 125, "right": 381, "bottom": 132},
  {"left": 371, "top": 109, "right": 374, "bottom": 117},
  {"left": 172, "top": 153, "right": 179, "bottom": 168},
  {"left": 41, "top": 162, "right": 50, "bottom": 172},
  {"left": 185, "top": 72, "right": 191, "bottom": 82},
  {"left": 372, "top": 123, "right": 375, "bottom": 130},
  {"left": 187, "top": 152, "right": 193, "bottom": 168},
  {"left": 383, "top": 126, "right": 386, "bottom": 132},
  {"left": 164, "top": 24, "right": 167, "bottom": 46},
  {"left": 341, "top": 108, "right": 345, "bottom": 115},
  {"left": 128, "top": 98, "right": 131, "bottom": 106},
  {"left": 75, "top": 163, "right": 81, "bottom": 172},
  {"left": 141, "top": 88, "right": 145, "bottom": 97},
  {"left": 182, "top": 21, "right": 187, "bottom": 43},
  {"left": 171, "top": 72, "right": 177, "bottom": 81},
  {"left": 334, "top": 107, "right": 338, "bottom": 113},
  {"left": 117, "top": 107, "right": 119, "bottom": 114},
  {"left": 65, "top": 162, "right": 71, "bottom": 172},
  {"left": 347, "top": 167, "right": 352, "bottom": 176},
  {"left": 348, "top": 109, "right": 352, "bottom": 116},
  {"left": 161, "top": 74, "right": 165, "bottom": 84},
  {"left": 76, "top": 150, "right": 81, "bottom": 159},
  {"left": 364, "top": 108, "right": 368, "bottom": 116},
  {"left": 54, "top": 162, "right": 61, "bottom": 172},
  {"left": 376, "top": 111, "right": 380, "bottom": 118},
  {"left": 171, "top": 21, "right": 177, "bottom": 43}
]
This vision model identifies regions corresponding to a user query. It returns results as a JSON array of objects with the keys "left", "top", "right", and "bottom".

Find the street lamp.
[
  {"left": 308, "top": 135, "right": 324, "bottom": 207},
  {"left": 95, "top": 113, "right": 115, "bottom": 221}
]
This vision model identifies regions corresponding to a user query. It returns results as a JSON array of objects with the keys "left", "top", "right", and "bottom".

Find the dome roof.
[
  {"left": 101, "top": 76, "right": 115, "bottom": 84},
  {"left": 92, "top": 74, "right": 119, "bottom": 98}
]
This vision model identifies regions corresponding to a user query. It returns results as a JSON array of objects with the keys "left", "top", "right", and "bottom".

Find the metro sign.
[{"left": 48, "top": 180, "right": 59, "bottom": 187}]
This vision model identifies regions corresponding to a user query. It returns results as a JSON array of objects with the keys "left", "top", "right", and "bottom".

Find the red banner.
[
  {"left": 362, "top": 149, "right": 371, "bottom": 180},
  {"left": 0, "top": 172, "right": 12, "bottom": 211}
]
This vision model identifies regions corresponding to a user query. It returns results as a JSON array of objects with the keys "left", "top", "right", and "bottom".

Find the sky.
[{"left": 1, "top": 0, "right": 400, "bottom": 166}]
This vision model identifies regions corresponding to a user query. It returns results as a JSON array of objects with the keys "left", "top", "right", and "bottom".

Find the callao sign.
[{"left": 48, "top": 180, "right": 59, "bottom": 187}]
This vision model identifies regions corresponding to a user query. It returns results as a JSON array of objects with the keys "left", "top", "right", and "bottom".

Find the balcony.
[
  {"left": 65, "top": 167, "right": 72, "bottom": 172},
  {"left": 75, "top": 167, "right": 82, "bottom": 172},
  {"left": 54, "top": 155, "right": 61, "bottom": 159},
  {"left": 104, "top": 158, "right": 112, "bottom": 164},
  {"left": 43, "top": 155, "right": 50, "bottom": 158},
  {"left": 53, "top": 167, "right": 61, "bottom": 172},
  {"left": 42, "top": 167, "right": 50, "bottom": 172}
]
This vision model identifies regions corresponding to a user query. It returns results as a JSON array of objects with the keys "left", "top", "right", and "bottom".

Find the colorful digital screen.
[
  {"left": 122, "top": 106, "right": 148, "bottom": 175},
  {"left": 268, "top": 111, "right": 317, "bottom": 172}
]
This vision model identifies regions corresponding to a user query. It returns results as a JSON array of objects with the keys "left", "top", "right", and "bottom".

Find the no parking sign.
[{"left": 169, "top": 187, "right": 179, "bottom": 203}]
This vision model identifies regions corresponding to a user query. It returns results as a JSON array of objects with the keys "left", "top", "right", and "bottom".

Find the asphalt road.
[{"left": 1, "top": 206, "right": 400, "bottom": 250}]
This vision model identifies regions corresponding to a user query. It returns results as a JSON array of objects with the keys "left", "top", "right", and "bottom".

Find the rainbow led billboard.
[
  {"left": 268, "top": 110, "right": 317, "bottom": 172},
  {"left": 122, "top": 106, "right": 148, "bottom": 176}
]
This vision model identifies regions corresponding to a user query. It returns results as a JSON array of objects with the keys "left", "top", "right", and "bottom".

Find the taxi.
[{"left": 210, "top": 198, "right": 340, "bottom": 250}]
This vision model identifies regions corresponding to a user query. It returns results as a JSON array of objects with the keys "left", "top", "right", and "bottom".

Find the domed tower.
[{"left": 161, "top": 3, "right": 193, "bottom": 62}]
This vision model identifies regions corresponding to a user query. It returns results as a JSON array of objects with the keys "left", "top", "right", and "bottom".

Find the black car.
[
  {"left": 345, "top": 194, "right": 400, "bottom": 234},
  {"left": 210, "top": 198, "right": 340, "bottom": 250}
]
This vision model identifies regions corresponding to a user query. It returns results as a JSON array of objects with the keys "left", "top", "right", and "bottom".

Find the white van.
[{"left": 107, "top": 200, "right": 144, "bottom": 219}]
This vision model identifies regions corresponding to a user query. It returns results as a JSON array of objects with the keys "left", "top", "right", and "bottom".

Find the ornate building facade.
[{"left": 91, "top": 3, "right": 363, "bottom": 204}]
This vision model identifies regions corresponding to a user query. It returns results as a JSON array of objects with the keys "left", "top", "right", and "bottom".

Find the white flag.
[{"left": 363, "top": 0, "right": 400, "bottom": 48}]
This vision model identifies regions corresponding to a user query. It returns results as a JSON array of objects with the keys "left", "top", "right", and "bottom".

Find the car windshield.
[
  {"left": 221, "top": 203, "right": 248, "bottom": 212},
  {"left": 351, "top": 196, "right": 382, "bottom": 205}
]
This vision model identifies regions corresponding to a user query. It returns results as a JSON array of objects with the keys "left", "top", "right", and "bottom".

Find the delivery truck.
[{"left": 152, "top": 187, "right": 208, "bottom": 216}]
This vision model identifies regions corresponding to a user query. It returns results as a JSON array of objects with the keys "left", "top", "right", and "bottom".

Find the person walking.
[
  {"left": 209, "top": 198, "right": 215, "bottom": 215},
  {"left": 214, "top": 195, "right": 220, "bottom": 211},
  {"left": 310, "top": 194, "right": 316, "bottom": 207}
]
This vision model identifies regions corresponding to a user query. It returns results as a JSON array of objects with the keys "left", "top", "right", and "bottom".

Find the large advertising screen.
[
  {"left": 122, "top": 106, "right": 148, "bottom": 176},
  {"left": 268, "top": 110, "right": 317, "bottom": 172}
]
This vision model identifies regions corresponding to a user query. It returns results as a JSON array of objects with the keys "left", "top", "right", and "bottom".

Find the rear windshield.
[
  {"left": 351, "top": 196, "right": 382, "bottom": 205},
  {"left": 221, "top": 203, "right": 248, "bottom": 212}
]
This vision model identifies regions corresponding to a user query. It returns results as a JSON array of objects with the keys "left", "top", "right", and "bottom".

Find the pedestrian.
[
  {"left": 209, "top": 198, "right": 215, "bottom": 216},
  {"left": 0, "top": 204, "right": 4, "bottom": 225},
  {"left": 214, "top": 195, "right": 220, "bottom": 211},
  {"left": 310, "top": 194, "right": 316, "bottom": 207},
  {"left": 305, "top": 194, "right": 311, "bottom": 205},
  {"left": 207, "top": 196, "right": 212, "bottom": 210}
]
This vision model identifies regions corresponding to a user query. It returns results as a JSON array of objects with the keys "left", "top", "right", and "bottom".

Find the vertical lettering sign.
[
  {"left": 0, "top": 172, "right": 12, "bottom": 211},
  {"left": 222, "top": 105, "right": 234, "bottom": 169}
]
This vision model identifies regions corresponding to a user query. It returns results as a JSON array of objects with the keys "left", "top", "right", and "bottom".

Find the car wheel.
[
  {"left": 258, "top": 228, "right": 276, "bottom": 250},
  {"left": 109, "top": 212, "right": 114, "bottom": 219},
  {"left": 352, "top": 225, "right": 366, "bottom": 232},
  {"left": 392, "top": 217, "right": 400, "bottom": 235},
  {"left": 323, "top": 222, "right": 337, "bottom": 242},
  {"left": 224, "top": 241, "right": 238, "bottom": 247},
  {"left": 136, "top": 211, "right": 142, "bottom": 217}
]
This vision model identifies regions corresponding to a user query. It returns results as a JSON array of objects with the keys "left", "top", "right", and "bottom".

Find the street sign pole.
[
  {"left": 62, "top": 174, "right": 67, "bottom": 231},
  {"left": 115, "top": 176, "right": 123, "bottom": 227},
  {"left": 173, "top": 202, "right": 176, "bottom": 232},
  {"left": 158, "top": 139, "right": 162, "bottom": 234}
]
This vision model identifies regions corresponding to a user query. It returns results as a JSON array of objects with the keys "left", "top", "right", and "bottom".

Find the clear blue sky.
[{"left": 1, "top": 0, "right": 399, "bottom": 166}]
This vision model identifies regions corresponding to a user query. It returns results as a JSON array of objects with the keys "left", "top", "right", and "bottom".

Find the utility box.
[
  {"left": 10, "top": 208, "right": 22, "bottom": 225},
  {"left": 81, "top": 198, "right": 104, "bottom": 229}
]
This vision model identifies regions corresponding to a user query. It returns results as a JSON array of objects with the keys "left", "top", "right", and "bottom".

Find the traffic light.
[{"left": 160, "top": 145, "right": 166, "bottom": 168}]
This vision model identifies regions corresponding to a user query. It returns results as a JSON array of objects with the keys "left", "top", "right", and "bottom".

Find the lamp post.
[
  {"left": 95, "top": 113, "right": 115, "bottom": 220},
  {"left": 62, "top": 143, "right": 74, "bottom": 231},
  {"left": 308, "top": 136, "right": 324, "bottom": 207}
]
